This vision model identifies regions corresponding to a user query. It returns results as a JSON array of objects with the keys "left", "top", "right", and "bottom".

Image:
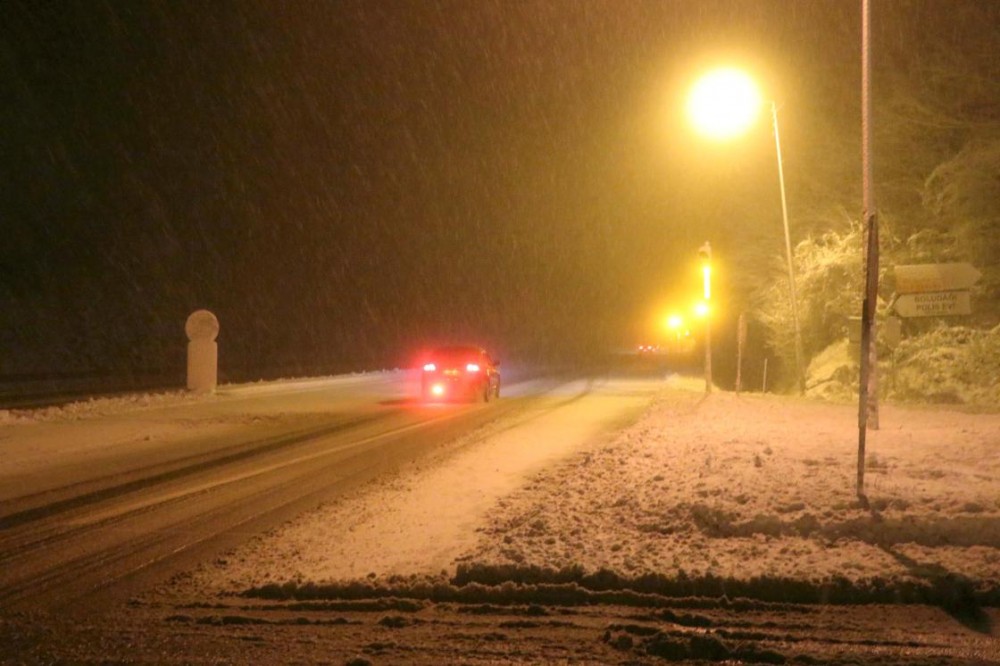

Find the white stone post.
[{"left": 185, "top": 309, "right": 219, "bottom": 393}]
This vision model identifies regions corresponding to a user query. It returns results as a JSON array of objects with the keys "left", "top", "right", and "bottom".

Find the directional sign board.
[
  {"left": 894, "top": 263, "right": 981, "bottom": 294},
  {"left": 895, "top": 291, "right": 971, "bottom": 318}
]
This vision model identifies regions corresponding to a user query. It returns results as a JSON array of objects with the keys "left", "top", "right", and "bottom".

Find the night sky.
[{"left": 0, "top": 1, "right": 990, "bottom": 384}]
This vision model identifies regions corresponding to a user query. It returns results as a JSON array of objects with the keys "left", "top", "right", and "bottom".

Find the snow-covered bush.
[
  {"left": 804, "top": 339, "right": 857, "bottom": 403},
  {"left": 756, "top": 222, "right": 868, "bottom": 391},
  {"left": 804, "top": 324, "right": 1000, "bottom": 408},
  {"left": 890, "top": 324, "right": 1000, "bottom": 406}
]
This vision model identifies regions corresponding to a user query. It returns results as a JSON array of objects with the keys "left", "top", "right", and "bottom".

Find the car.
[{"left": 421, "top": 345, "right": 501, "bottom": 403}]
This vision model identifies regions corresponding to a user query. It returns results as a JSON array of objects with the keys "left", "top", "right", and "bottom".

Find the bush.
[{"left": 890, "top": 324, "right": 1000, "bottom": 406}]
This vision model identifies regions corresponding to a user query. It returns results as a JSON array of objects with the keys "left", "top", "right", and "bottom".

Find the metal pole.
[
  {"left": 735, "top": 312, "right": 746, "bottom": 395},
  {"left": 861, "top": 0, "right": 879, "bottom": 430},
  {"left": 705, "top": 315, "right": 712, "bottom": 393},
  {"left": 857, "top": 0, "right": 880, "bottom": 498},
  {"left": 771, "top": 102, "right": 805, "bottom": 395},
  {"left": 700, "top": 242, "right": 712, "bottom": 394}
]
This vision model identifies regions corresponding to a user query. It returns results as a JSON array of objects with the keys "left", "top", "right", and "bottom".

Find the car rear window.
[{"left": 431, "top": 346, "right": 481, "bottom": 363}]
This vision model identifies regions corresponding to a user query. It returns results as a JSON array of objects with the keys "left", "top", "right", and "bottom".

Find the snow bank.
[
  {"left": 0, "top": 370, "right": 400, "bottom": 426},
  {"left": 0, "top": 390, "right": 217, "bottom": 425}
]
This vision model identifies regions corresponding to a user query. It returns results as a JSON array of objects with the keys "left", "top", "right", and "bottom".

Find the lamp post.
[
  {"left": 770, "top": 101, "right": 806, "bottom": 395},
  {"left": 688, "top": 68, "right": 805, "bottom": 394},
  {"left": 699, "top": 242, "right": 712, "bottom": 393}
]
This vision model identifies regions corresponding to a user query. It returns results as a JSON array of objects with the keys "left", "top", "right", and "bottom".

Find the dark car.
[{"left": 421, "top": 345, "right": 501, "bottom": 403}]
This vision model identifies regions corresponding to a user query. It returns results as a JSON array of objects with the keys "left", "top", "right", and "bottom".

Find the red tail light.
[{"left": 423, "top": 363, "right": 436, "bottom": 372}]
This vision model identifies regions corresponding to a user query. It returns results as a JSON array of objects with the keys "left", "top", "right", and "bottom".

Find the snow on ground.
[
  {"left": 0, "top": 372, "right": 391, "bottom": 427},
  {"left": 188, "top": 378, "right": 652, "bottom": 590},
  {"left": 464, "top": 386, "right": 1000, "bottom": 589},
  {"left": 180, "top": 376, "right": 1000, "bottom": 604},
  {"left": 0, "top": 389, "right": 220, "bottom": 426},
  {"left": 4, "top": 370, "right": 997, "bottom": 604}
]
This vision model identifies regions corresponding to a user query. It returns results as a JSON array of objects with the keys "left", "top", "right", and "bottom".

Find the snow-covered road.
[
  {"left": 2, "top": 371, "right": 998, "bottom": 663},
  {"left": 0, "top": 370, "right": 660, "bottom": 616},
  {"left": 200, "top": 375, "right": 659, "bottom": 584}
]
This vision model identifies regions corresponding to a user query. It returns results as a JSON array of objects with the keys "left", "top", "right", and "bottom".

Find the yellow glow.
[
  {"left": 694, "top": 301, "right": 710, "bottom": 318},
  {"left": 702, "top": 265, "right": 712, "bottom": 300},
  {"left": 688, "top": 68, "right": 762, "bottom": 140},
  {"left": 666, "top": 314, "right": 684, "bottom": 330}
]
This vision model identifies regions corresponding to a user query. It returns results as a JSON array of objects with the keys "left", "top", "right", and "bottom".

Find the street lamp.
[
  {"left": 698, "top": 242, "right": 712, "bottom": 393},
  {"left": 687, "top": 68, "right": 805, "bottom": 394},
  {"left": 688, "top": 68, "right": 761, "bottom": 139},
  {"left": 769, "top": 100, "right": 806, "bottom": 395}
]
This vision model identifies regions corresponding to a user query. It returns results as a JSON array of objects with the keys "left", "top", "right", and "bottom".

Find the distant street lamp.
[
  {"left": 688, "top": 68, "right": 805, "bottom": 394},
  {"left": 664, "top": 313, "right": 686, "bottom": 350}
]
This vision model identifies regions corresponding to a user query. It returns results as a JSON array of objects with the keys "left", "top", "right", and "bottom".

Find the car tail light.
[
  {"left": 423, "top": 363, "right": 436, "bottom": 372},
  {"left": 466, "top": 363, "right": 480, "bottom": 372}
]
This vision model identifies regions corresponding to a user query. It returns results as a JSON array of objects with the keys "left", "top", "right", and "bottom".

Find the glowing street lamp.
[
  {"left": 664, "top": 313, "right": 688, "bottom": 356},
  {"left": 687, "top": 68, "right": 762, "bottom": 140},
  {"left": 688, "top": 68, "right": 805, "bottom": 394}
]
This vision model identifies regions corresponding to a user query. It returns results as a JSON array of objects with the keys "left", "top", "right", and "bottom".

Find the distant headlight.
[
  {"left": 423, "top": 363, "right": 436, "bottom": 372},
  {"left": 466, "top": 363, "right": 480, "bottom": 372}
]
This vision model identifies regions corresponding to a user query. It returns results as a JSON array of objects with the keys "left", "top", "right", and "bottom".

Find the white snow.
[
  {"left": 176, "top": 375, "right": 1000, "bottom": 599},
  {"left": 0, "top": 371, "right": 393, "bottom": 427},
  {"left": 3, "top": 372, "right": 998, "bottom": 601},
  {"left": 205, "top": 378, "right": 653, "bottom": 586}
]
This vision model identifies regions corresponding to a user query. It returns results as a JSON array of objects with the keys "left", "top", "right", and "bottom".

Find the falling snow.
[{"left": 4, "top": 2, "right": 998, "bottom": 394}]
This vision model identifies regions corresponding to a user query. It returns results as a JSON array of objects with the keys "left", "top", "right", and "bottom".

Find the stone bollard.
[{"left": 185, "top": 309, "right": 219, "bottom": 393}]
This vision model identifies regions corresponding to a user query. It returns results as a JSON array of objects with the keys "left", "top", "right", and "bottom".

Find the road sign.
[
  {"left": 894, "top": 263, "right": 981, "bottom": 294},
  {"left": 895, "top": 291, "right": 971, "bottom": 318}
]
